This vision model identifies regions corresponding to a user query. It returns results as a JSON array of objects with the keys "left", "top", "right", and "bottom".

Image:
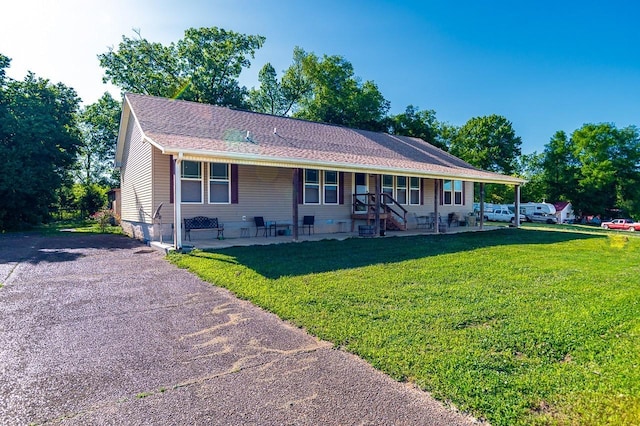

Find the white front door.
[{"left": 355, "top": 173, "right": 368, "bottom": 212}]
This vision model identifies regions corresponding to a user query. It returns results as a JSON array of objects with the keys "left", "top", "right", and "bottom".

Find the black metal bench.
[{"left": 184, "top": 216, "right": 224, "bottom": 240}]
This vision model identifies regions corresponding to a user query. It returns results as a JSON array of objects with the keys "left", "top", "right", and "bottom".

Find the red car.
[{"left": 600, "top": 218, "right": 640, "bottom": 232}]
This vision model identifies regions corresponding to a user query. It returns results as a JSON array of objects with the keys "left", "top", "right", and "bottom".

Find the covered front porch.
[{"left": 152, "top": 220, "right": 503, "bottom": 252}]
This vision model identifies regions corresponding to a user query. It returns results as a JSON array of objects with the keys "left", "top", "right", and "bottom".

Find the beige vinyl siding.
[
  {"left": 177, "top": 165, "right": 354, "bottom": 236},
  {"left": 433, "top": 180, "right": 475, "bottom": 217},
  {"left": 179, "top": 164, "right": 282, "bottom": 225},
  {"left": 120, "top": 118, "right": 153, "bottom": 223},
  {"left": 465, "top": 181, "right": 474, "bottom": 209},
  {"left": 151, "top": 149, "right": 174, "bottom": 224}
]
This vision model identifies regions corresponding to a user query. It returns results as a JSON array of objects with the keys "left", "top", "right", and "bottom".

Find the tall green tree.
[
  {"left": 98, "top": 29, "right": 183, "bottom": 99},
  {"left": 77, "top": 92, "right": 121, "bottom": 186},
  {"left": 99, "top": 27, "right": 265, "bottom": 108},
  {"left": 248, "top": 48, "right": 312, "bottom": 116},
  {"left": 292, "top": 51, "right": 390, "bottom": 131},
  {"left": 517, "top": 151, "right": 547, "bottom": 202},
  {"left": 0, "top": 57, "right": 82, "bottom": 230},
  {"left": 570, "top": 123, "right": 640, "bottom": 217},
  {"left": 434, "top": 121, "right": 459, "bottom": 152},
  {"left": 387, "top": 105, "right": 445, "bottom": 149},
  {"left": 541, "top": 130, "right": 580, "bottom": 204},
  {"left": 449, "top": 115, "right": 522, "bottom": 204},
  {"left": 613, "top": 125, "right": 640, "bottom": 217},
  {"left": 449, "top": 114, "right": 522, "bottom": 175}
]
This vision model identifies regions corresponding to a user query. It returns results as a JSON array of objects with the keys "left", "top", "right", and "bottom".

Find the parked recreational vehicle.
[{"left": 510, "top": 202, "right": 557, "bottom": 216}]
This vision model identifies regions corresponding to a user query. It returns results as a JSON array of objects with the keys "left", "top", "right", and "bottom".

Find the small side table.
[{"left": 240, "top": 227, "right": 250, "bottom": 238}]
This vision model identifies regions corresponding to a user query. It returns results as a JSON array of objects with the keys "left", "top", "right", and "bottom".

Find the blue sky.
[{"left": 1, "top": 0, "right": 639, "bottom": 154}]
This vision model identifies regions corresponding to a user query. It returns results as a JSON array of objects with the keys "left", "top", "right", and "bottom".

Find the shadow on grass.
[{"left": 190, "top": 228, "right": 604, "bottom": 279}]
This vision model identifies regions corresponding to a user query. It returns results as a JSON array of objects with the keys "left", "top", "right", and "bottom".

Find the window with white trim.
[
  {"left": 304, "top": 169, "right": 320, "bottom": 204},
  {"left": 454, "top": 180, "right": 463, "bottom": 205},
  {"left": 323, "top": 171, "right": 339, "bottom": 204},
  {"left": 209, "top": 163, "right": 230, "bottom": 204},
  {"left": 443, "top": 179, "right": 463, "bottom": 205},
  {"left": 382, "top": 175, "right": 394, "bottom": 203},
  {"left": 409, "top": 177, "right": 420, "bottom": 205},
  {"left": 181, "top": 160, "right": 202, "bottom": 203},
  {"left": 396, "top": 176, "right": 407, "bottom": 205}
]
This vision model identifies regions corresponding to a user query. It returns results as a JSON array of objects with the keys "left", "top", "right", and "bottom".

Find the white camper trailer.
[{"left": 518, "top": 202, "right": 557, "bottom": 216}]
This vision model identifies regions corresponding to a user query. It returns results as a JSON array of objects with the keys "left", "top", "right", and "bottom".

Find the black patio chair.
[
  {"left": 302, "top": 215, "right": 315, "bottom": 234},
  {"left": 254, "top": 216, "right": 267, "bottom": 237}
]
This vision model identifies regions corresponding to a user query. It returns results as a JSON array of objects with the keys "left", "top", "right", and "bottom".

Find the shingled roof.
[{"left": 117, "top": 93, "right": 524, "bottom": 184}]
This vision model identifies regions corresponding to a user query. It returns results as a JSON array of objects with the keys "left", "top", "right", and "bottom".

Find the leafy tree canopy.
[
  {"left": 292, "top": 50, "right": 390, "bottom": 131},
  {"left": 76, "top": 92, "right": 121, "bottom": 186},
  {"left": 0, "top": 56, "right": 82, "bottom": 230},
  {"left": 387, "top": 105, "right": 445, "bottom": 149},
  {"left": 248, "top": 47, "right": 312, "bottom": 116},
  {"left": 517, "top": 151, "right": 547, "bottom": 202},
  {"left": 449, "top": 114, "right": 522, "bottom": 175},
  {"left": 99, "top": 27, "right": 265, "bottom": 108},
  {"left": 570, "top": 123, "right": 640, "bottom": 217},
  {"left": 541, "top": 130, "right": 580, "bottom": 204}
]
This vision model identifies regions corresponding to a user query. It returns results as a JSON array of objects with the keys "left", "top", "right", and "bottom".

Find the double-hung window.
[
  {"left": 396, "top": 176, "right": 407, "bottom": 205},
  {"left": 454, "top": 180, "right": 463, "bottom": 204},
  {"left": 443, "top": 179, "right": 463, "bottom": 205},
  {"left": 443, "top": 180, "right": 453, "bottom": 205},
  {"left": 324, "top": 171, "right": 339, "bottom": 204},
  {"left": 181, "top": 160, "right": 202, "bottom": 203},
  {"left": 382, "top": 175, "right": 394, "bottom": 203},
  {"left": 209, "top": 163, "right": 230, "bottom": 204},
  {"left": 409, "top": 177, "right": 420, "bottom": 205},
  {"left": 304, "top": 169, "right": 320, "bottom": 204}
]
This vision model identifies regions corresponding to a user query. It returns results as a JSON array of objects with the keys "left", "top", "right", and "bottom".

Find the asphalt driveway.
[{"left": 0, "top": 233, "right": 476, "bottom": 425}]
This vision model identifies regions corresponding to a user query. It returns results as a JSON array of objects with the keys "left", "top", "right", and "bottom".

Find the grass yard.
[
  {"left": 34, "top": 219, "right": 123, "bottom": 235},
  {"left": 168, "top": 228, "right": 640, "bottom": 425}
]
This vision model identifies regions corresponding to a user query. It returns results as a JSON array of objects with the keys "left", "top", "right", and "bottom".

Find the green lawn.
[
  {"left": 33, "top": 219, "right": 123, "bottom": 235},
  {"left": 168, "top": 228, "right": 640, "bottom": 425}
]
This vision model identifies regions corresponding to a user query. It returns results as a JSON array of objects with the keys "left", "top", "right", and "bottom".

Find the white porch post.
[
  {"left": 374, "top": 174, "right": 381, "bottom": 236},
  {"left": 479, "top": 183, "right": 485, "bottom": 230},
  {"left": 292, "top": 168, "right": 299, "bottom": 242},
  {"left": 515, "top": 184, "right": 521, "bottom": 228},
  {"left": 433, "top": 179, "right": 440, "bottom": 233},
  {"left": 174, "top": 155, "right": 183, "bottom": 250}
]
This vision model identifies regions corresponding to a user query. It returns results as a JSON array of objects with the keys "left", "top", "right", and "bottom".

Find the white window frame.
[
  {"left": 396, "top": 176, "right": 407, "bottom": 205},
  {"left": 304, "top": 169, "right": 320, "bottom": 204},
  {"left": 443, "top": 179, "right": 463, "bottom": 206},
  {"left": 181, "top": 160, "right": 203, "bottom": 204},
  {"left": 208, "top": 162, "right": 231, "bottom": 204},
  {"left": 323, "top": 170, "right": 339, "bottom": 205},
  {"left": 454, "top": 180, "right": 463, "bottom": 205},
  {"left": 382, "top": 174, "right": 394, "bottom": 204},
  {"left": 409, "top": 177, "right": 420, "bottom": 205}
]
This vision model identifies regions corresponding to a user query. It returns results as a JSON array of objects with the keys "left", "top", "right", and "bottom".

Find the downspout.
[{"left": 174, "top": 152, "right": 183, "bottom": 250}]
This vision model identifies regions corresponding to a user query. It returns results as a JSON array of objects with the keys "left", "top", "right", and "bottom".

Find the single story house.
[{"left": 115, "top": 93, "right": 525, "bottom": 249}]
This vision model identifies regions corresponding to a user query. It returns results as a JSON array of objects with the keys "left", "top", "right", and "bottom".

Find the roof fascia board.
[{"left": 114, "top": 97, "right": 131, "bottom": 167}]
